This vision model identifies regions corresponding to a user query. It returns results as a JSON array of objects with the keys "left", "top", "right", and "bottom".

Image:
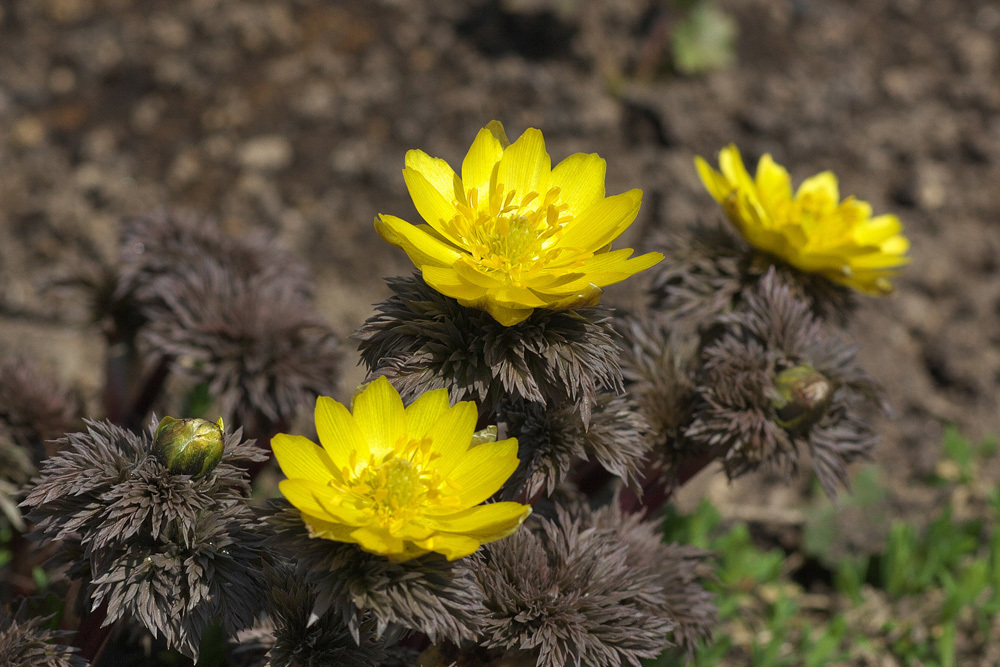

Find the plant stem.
[
  {"left": 75, "top": 599, "right": 114, "bottom": 665},
  {"left": 124, "top": 356, "right": 171, "bottom": 430}
]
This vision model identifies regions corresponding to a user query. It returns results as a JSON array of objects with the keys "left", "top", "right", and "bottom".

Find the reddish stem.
[
  {"left": 75, "top": 599, "right": 114, "bottom": 665},
  {"left": 618, "top": 444, "right": 729, "bottom": 517},
  {"left": 124, "top": 356, "right": 171, "bottom": 431}
]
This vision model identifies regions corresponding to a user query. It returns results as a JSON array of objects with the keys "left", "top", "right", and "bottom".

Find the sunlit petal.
[
  {"left": 496, "top": 127, "right": 550, "bottom": 200},
  {"left": 314, "top": 396, "right": 367, "bottom": 474},
  {"left": 376, "top": 122, "right": 657, "bottom": 324},
  {"left": 275, "top": 379, "right": 531, "bottom": 560},
  {"left": 462, "top": 127, "right": 504, "bottom": 211},
  {"left": 695, "top": 144, "right": 909, "bottom": 294},
  {"left": 404, "top": 388, "right": 452, "bottom": 440},
  {"left": 423, "top": 502, "right": 531, "bottom": 538},
  {"left": 426, "top": 400, "right": 479, "bottom": 474},
  {"left": 444, "top": 438, "right": 520, "bottom": 508},
  {"left": 352, "top": 376, "right": 406, "bottom": 458},
  {"left": 558, "top": 190, "right": 642, "bottom": 252},
  {"left": 550, "top": 152, "right": 606, "bottom": 217},
  {"left": 272, "top": 433, "right": 338, "bottom": 484},
  {"left": 375, "top": 215, "right": 462, "bottom": 268}
]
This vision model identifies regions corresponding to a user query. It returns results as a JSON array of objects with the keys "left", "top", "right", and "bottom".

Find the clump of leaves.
[
  {"left": 354, "top": 274, "right": 623, "bottom": 426},
  {"left": 22, "top": 420, "right": 269, "bottom": 660},
  {"left": 671, "top": 0, "right": 736, "bottom": 75},
  {"left": 653, "top": 428, "right": 1000, "bottom": 666}
]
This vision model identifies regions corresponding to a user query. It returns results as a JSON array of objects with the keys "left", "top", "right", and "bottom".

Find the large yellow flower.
[
  {"left": 272, "top": 377, "right": 531, "bottom": 561},
  {"left": 376, "top": 121, "right": 664, "bottom": 326},
  {"left": 695, "top": 145, "right": 909, "bottom": 294}
]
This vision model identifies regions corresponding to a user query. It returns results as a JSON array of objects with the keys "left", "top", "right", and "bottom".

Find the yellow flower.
[
  {"left": 272, "top": 377, "right": 531, "bottom": 561},
  {"left": 376, "top": 121, "right": 664, "bottom": 326},
  {"left": 695, "top": 145, "right": 909, "bottom": 295}
]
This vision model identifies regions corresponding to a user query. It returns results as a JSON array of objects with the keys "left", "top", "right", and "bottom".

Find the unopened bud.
[
  {"left": 471, "top": 425, "right": 498, "bottom": 447},
  {"left": 153, "top": 416, "right": 225, "bottom": 478},
  {"left": 771, "top": 364, "right": 833, "bottom": 433}
]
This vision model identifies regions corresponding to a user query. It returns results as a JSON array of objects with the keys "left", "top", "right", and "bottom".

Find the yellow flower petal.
[
  {"left": 718, "top": 144, "right": 754, "bottom": 192},
  {"left": 421, "top": 265, "right": 489, "bottom": 302},
  {"left": 279, "top": 478, "right": 366, "bottom": 525},
  {"left": 695, "top": 155, "right": 732, "bottom": 204},
  {"left": 403, "top": 388, "right": 452, "bottom": 440},
  {"left": 489, "top": 285, "right": 549, "bottom": 308},
  {"left": 425, "top": 400, "right": 478, "bottom": 473},
  {"left": 412, "top": 533, "right": 482, "bottom": 560},
  {"left": 374, "top": 214, "right": 462, "bottom": 268},
  {"left": 453, "top": 259, "right": 507, "bottom": 288},
  {"left": 444, "top": 438, "right": 520, "bottom": 508},
  {"left": 350, "top": 525, "right": 406, "bottom": 556},
  {"left": 352, "top": 376, "right": 406, "bottom": 459},
  {"left": 314, "top": 396, "right": 369, "bottom": 475},
  {"left": 301, "top": 513, "right": 357, "bottom": 541},
  {"left": 402, "top": 167, "right": 462, "bottom": 240},
  {"left": 696, "top": 144, "right": 909, "bottom": 295},
  {"left": 568, "top": 249, "right": 664, "bottom": 288},
  {"left": 535, "top": 284, "right": 603, "bottom": 311},
  {"left": 483, "top": 301, "right": 534, "bottom": 326},
  {"left": 496, "top": 127, "right": 550, "bottom": 202},
  {"left": 462, "top": 126, "right": 504, "bottom": 211},
  {"left": 423, "top": 502, "right": 531, "bottom": 538},
  {"left": 854, "top": 214, "right": 903, "bottom": 245},
  {"left": 558, "top": 189, "right": 642, "bottom": 252},
  {"left": 754, "top": 154, "right": 792, "bottom": 211},
  {"left": 550, "top": 152, "right": 606, "bottom": 217},
  {"left": 404, "top": 149, "right": 463, "bottom": 205},
  {"left": 272, "top": 433, "right": 338, "bottom": 484},
  {"left": 879, "top": 235, "right": 910, "bottom": 256},
  {"left": 796, "top": 171, "right": 840, "bottom": 205},
  {"left": 484, "top": 120, "right": 510, "bottom": 149},
  {"left": 847, "top": 249, "right": 910, "bottom": 269}
]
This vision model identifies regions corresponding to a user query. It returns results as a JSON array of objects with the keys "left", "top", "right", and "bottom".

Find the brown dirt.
[{"left": 1, "top": 0, "right": 998, "bottom": 538}]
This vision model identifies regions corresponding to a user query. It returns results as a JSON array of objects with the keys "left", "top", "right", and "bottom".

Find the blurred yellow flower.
[
  {"left": 376, "top": 121, "right": 663, "bottom": 325},
  {"left": 695, "top": 145, "right": 909, "bottom": 294},
  {"left": 273, "top": 377, "right": 531, "bottom": 561}
]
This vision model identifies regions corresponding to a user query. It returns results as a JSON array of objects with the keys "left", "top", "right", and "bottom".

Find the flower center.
[
  {"left": 339, "top": 437, "right": 462, "bottom": 531},
  {"left": 771, "top": 190, "right": 853, "bottom": 250},
  {"left": 444, "top": 182, "right": 584, "bottom": 286},
  {"left": 375, "top": 458, "right": 423, "bottom": 510}
]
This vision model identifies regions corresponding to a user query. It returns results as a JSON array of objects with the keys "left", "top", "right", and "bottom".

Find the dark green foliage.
[
  {"left": 140, "top": 254, "right": 341, "bottom": 434},
  {"left": 646, "top": 223, "right": 856, "bottom": 329},
  {"left": 0, "top": 355, "right": 81, "bottom": 466},
  {"left": 353, "top": 274, "right": 624, "bottom": 425},
  {"left": 115, "top": 211, "right": 341, "bottom": 434},
  {"left": 228, "top": 564, "right": 392, "bottom": 667},
  {"left": 499, "top": 393, "right": 651, "bottom": 500},
  {"left": 683, "top": 270, "right": 881, "bottom": 496},
  {"left": 0, "top": 608, "right": 88, "bottom": 667},
  {"left": 265, "top": 503, "right": 484, "bottom": 645},
  {"left": 616, "top": 316, "right": 696, "bottom": 473},
  {"left": 589, "top": 503, "right": 716, "bottom": 655},
  {"left": 22, "top": 420, "right": 270, "bottom": 660},
  {"left": 473, "top": 501, "right": 714, "bottom": 667},
  {"left": 117, "top": 211, "right": 311, "bottom": 308}
]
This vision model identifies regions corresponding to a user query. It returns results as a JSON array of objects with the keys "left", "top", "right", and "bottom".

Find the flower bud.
[
  {"left": 153, "top": 416, "right": 225, "bottom": 478},
  {"left": 471, "top": 425, "right": 498, "bottom": 447},
  {"left": 771, "top": 364, "right": 833, "bottom": 433}
]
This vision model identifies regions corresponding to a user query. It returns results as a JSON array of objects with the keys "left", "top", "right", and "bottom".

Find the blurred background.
[{"left": 0, "top": 0, "right": 998, "bottom": 528}]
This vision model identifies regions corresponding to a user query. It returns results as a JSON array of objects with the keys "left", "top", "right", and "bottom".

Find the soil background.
[{"left": 1, "top": 0, "right": 999, "bottom": 547}]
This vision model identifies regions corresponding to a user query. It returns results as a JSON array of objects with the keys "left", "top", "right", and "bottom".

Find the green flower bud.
[
  {"left": 153, "top": 416, "right": 225, "bottom": 478},
  {"left": 771, "top": 364, "right": 833, "bottom": 434},
  {"left": 471, "top": 425, "right": 498, "bottom": 447}
]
